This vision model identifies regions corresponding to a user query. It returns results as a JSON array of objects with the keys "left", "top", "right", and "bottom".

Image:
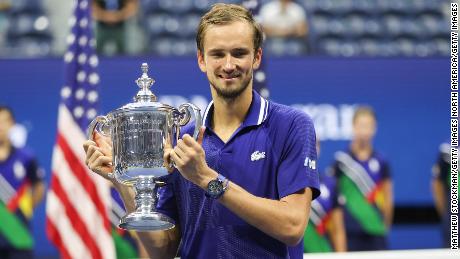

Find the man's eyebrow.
[
  {"left": 232, "top": 48, "right": 250, "bottom": 53},
  {"left": 208, "top": 48, "right": 250, "bottom": 54},
  {"left": 207, "top": 48, "right": 224, "bottom": 54}
]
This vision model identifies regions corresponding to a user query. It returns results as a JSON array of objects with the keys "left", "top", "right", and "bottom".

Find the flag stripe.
[
  {"left": 53, "top": 146, "right": 115, "bottom": 253},
  {"left": 47, "top": 191, "right": 92, "bottom": 259},
  {"left": 50, "top": 175, "right": 103, "bottom": 259},
  {"left": 57, "top": 104, "right": 113, "bottom": 209},
  {"left": 45, "top": 217, "right": 73, "bottom": 259},
  {"left": 57, "top": 132, "right": 111, "bottom": 231}
]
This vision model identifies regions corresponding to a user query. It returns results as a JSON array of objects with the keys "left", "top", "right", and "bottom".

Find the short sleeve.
[
  {"left": 381, "top": 160, "right": 391, "bottom": 180},
  {"left": 277, "top": 113, "right": 320, "bottom": 199},
  {"left": 25, "top": 156, "right": 45, "bottom": 184}
]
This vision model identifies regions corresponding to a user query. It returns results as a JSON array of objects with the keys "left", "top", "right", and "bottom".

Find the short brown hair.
[
  {"left": 353, "top": 106, "right": 376, "bottom": 123},
  {"left": 196, "top": 3, "right": 264, "bottom": 55}
]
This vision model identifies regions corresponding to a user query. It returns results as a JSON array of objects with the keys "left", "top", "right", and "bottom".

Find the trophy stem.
[
  {"left": 134, "top": 177, "right": 158, "bottom": 214},
  {"left": 119, "top": 176, "right": 175, "bottom": 231}
]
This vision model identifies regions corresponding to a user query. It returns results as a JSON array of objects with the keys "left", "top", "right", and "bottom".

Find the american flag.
[
  {"left": 45, "top": 0, "right": 115, "bottom": 258},
  {"left": 241, "top": 0, "right": 270, "bottom": 99}
]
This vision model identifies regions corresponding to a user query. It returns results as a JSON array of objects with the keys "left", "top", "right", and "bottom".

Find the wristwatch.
[{"left": 205, "top": 174, "right": 229, "bottom": 199}]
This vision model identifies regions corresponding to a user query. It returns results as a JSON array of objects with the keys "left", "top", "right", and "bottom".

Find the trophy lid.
[
  {"left": 135, "top": 63, "right": 156, "bottom": 102},
  {"left": 111, "top": 63, "right": 178, "bottom": 116}
]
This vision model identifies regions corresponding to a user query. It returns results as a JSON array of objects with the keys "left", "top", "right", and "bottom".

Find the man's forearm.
[
  {"left": 218, "top": 182, "right": 311, "bottom": 246},
  {"left": 330, "top": 208, "right": 347, "bottom": 252},
  {"left": 137, "top": 227, "right": 180, "bottom": 259},
  {"left": 32, "top": 182, "right": 46, "bottom": 208},
  {"left": 382, "top": 180, "right": 394, "bottom": 228},
  {"left": 432, "top": 179, "right": 447, "bottom": 216}
]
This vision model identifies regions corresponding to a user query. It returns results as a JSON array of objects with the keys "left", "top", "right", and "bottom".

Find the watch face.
[{"left": 208, "top": 179, "right": 223, "bottom": 196}]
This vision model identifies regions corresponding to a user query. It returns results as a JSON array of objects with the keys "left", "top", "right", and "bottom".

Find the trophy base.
[{"left": 119, "top": 211, "right": 175, "bottom": 231}]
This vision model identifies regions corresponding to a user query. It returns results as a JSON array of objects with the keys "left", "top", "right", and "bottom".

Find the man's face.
[
  {"left": 352, "top": 113, "right": 376, "bottom": 144},
  {"left": 0, "top": 110, "right": 14, "bottom": 142},
  {"left": 197, "top": 20, "right": 262, "bottom": 100}
]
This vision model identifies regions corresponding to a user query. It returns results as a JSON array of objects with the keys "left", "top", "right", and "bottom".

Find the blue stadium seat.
[
  {"left": 157, "top": 0, "right": 193, "bottom": 14},
  {"left": 350, "top": 0, "right": 375, "bottom": 16},
  {"left": 432, "top": 37, "right": 449, "bottom": 56},
  {"left": 7, "top": 36, "right": 52, "bottom": 57},
  {"left": 9, "top": 0, "right": 43, "bottom": 15},
  {"left": 7, "top": 13, "right": 51, "bottom": 39},
  {"left": 359, "top": 37, "right": 380, "bottom": 56},
  {"left": 192, "top": 0, "right": 215, "bottom": 13},
  {"left": 343, "top": 14, "right": 367, "bottom": 37},
  {"left": 265, "top": 38, "right": 308, "bottom": 56},
  {"left": 394, "top": 37, "right": 416, "bottom": 56},
  {"left": 419, "top": 13, "right": 449, "bottom": 38},
  {"left": 150, "top": 37, "right": 196, "bottom": 56},
  {"left": 145, "top": 12, "right": 168, "bottom": 36},
  {"left": 177, "top": 13, "right": 201, "bottom": 38}
]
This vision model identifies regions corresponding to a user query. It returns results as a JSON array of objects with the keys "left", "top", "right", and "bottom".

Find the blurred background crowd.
[{"left": 0, "top": 0, "right": 452, "bottom": 58}]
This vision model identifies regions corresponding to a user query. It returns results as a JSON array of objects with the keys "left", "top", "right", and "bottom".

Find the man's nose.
[{"left": 223, "top": 55, "right": 236, "bottom": 72}]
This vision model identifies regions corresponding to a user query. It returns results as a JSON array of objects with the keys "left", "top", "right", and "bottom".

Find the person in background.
[
  {"left": 92, "top": 0, "right": 139, "bottom": 55},
  {"left": 331, "top": 106, "right": 393, "bottom": 251},
  {"left": 0, "top": 106, "right": 46, "bottom": 259},
  {"left": 289, "top": 140, "right": 346, "bottom": 258},
  {"left": 259, "top": 0, "right": 308, "bottom": 38},
  {"left": 431, "top": 142, "right": 453, "bottom": 248}
]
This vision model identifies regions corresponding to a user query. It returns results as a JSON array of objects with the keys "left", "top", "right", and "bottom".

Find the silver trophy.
[{"left": 87, "top": 63, "right": 202, "bottom": 231}]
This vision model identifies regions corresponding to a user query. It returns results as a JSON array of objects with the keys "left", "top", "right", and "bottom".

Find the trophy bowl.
[{"left": 88, "top": 63, "right": 201, "bottom": 231}]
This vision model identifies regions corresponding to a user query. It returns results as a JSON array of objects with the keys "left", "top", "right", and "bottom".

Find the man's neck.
[
  {"left": 350, "top": 141, "right": 373, "bottom": 161},
  {"left": 0, "top": 140, "right": 12, "bottom": 162},
  {"left": 211, "top": 87, "right": 252, "bottom": 142}
]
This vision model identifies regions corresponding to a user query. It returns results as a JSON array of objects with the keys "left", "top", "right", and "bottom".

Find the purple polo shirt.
[{"left": 157, "top": 90, "right": 320, "bottom": 258}]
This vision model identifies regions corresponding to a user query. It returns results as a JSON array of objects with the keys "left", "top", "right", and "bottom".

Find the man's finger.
[
  {"left": 85, "top": 144, "right": 99, "bottom": 165},
  {"left": 94, "top": 131, "right": 112, "bottom": 151},
  {"left": 170, "top": 150, "right": 183, "bottom": 167},
  {"left": 177, "top": 138, "right": 194, "bottom": 154},
  {"left": 197, "top": 126, "right": 205, "bottom": 145},
  {"left": 94, "top": 156, "right": 113, "bottom": 169},
  {"left": 174, "top": 145, "right": 186, "bottom": 160},
  {"left": 83, "top": 140, "right": 96, "bottom": 153},
  {"left": 164, "top": 138, "right": 173, "bottom": 149},
  {"left": 89, "top": 148, "right": 104, "bottom": 166}
]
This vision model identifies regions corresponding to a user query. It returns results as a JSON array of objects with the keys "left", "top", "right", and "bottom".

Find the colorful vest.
[
  {"left": 0, "top": 147, "right": 44, "bottom": 249},
  {"left": 303, "top": 171, "right": 339, "bottom": 253},
  {"left": 333, "top": 150, "right": 390, "bottom": 236}
]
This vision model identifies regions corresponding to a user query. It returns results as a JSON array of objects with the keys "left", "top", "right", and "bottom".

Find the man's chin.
[{"left": 213, "top": 86, "right": 246, "bottom": 100}]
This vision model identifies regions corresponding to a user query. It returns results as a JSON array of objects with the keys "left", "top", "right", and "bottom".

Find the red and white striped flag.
[{"left": 45, "top": 0, "right": 115, "bottom": 258}]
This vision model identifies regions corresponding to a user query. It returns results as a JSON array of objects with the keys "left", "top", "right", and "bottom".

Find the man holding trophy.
[{"left": 83, "top": 3, "right": 319, "bottom": 258}]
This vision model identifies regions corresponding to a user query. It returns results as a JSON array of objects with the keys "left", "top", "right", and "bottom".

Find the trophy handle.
[
  {"left": 87, "top": 115, "right": 110, "bottom": 141},
  {"left": 178, "top": 103, "right": 202, "bottom": 140}
]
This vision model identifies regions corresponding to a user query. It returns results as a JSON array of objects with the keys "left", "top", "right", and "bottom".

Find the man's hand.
[
  {"left": 83, "top": 132, "right": 114, "bottom": 181},
  {"left": 168, "top": 127, "right": 215, "bottom": 188}
]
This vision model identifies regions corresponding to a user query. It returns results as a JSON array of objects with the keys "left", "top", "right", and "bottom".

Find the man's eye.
[
  {"left": 211, "top": 53, "right": 224, "bottom": 58},
  {"left": 233, "top": 52, "right": 248, "bottom": 58}
]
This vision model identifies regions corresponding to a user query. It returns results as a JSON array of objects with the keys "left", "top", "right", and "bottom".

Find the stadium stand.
[{"left": 0, "top": 0, "right": 451, "bottom": 57}]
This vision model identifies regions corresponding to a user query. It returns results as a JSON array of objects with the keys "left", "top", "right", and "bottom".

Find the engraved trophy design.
[{"left": 87, "top": 63, "right": 202, "bottom": 231}]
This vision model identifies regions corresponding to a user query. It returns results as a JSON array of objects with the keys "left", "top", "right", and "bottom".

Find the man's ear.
[
  {"left": 197, "top": 50, "right": 207, "bottom": 72},
  {"left": 253, "top": 48, "right": 262, "bottom": 69}
]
